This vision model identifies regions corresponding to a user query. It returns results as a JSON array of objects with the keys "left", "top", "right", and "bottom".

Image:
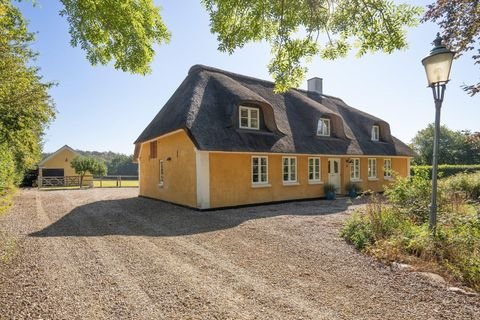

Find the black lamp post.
[{"left": 421, "top": 33, "right": 455, "bottom": 234}]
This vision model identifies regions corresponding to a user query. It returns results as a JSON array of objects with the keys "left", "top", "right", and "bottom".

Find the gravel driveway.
[{"left": 0, "top": 188, "right": 479, "bottom": 319}]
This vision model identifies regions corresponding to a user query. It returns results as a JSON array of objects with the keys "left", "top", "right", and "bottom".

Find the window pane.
[
  {"left": 250, "top": 118, "right": 258, "bottom": 128},
  {"left": 325, "top": 120, "right": 330, "bottom": 135},
  {"left": 261, "top": 172, "right": 267, "bottom": 182},
  {"left": 241, "top": 109, "right": 248, "bottom": 117},
  {"left": 241, "top": 118, "right": 249, "bottom": 127},
  {"left": 250, "top": 109, "right": 258, "bottom": 119}
]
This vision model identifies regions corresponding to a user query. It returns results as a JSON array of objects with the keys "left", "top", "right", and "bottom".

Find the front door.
[{"left": 328, "top": 158, "right": 341, "bottom": 192}]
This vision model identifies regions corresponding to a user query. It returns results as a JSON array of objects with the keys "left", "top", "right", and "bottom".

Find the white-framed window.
[
  {"left": 371, "top": 125, "right": 379, "bottom": 141},
  {"left": 252, "top": 156, "right": 268, "bottom": 184},
  {"left": 239, "top": 106, "right": 260, "bottom": 130},
  {"left": 317, "top": 118, "right": 330, "bottom": 136},
  {"left": 308, "top": 157, "right": 321, "bottom": 182},
  {"left": 384, "top": 159, "right": 392, "bottom": 178},
  {"left": 350, "top": 158, "right": 360, "bottom": 180},
  {"left": 368, "top": 158, "right": 377, "bottom": 178},
  {"left": 283, "top": 157, "right": 297, "bottom": 183},
  {"left": 159, "top": 160, "right": 164, "bottom": 186}
]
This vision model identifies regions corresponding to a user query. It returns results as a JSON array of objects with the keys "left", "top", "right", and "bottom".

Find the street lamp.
[{"left": 421, "top": 33, "right": 455, "bottom": 234}]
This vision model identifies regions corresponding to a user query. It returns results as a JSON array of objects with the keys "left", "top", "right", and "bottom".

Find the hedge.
[{"left": 411, "top": 165, "right": 480, "bottom": 178}]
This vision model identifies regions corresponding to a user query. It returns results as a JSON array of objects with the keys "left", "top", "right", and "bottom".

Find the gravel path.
[{"left": 0, "top": 188, "right": 479, "bottom": 319}]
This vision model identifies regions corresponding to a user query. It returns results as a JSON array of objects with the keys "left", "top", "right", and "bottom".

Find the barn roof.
[{"left": 134, "top": 65, "right": 414, "bottom": 157}]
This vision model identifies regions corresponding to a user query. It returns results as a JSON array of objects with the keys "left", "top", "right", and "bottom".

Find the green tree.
[
  {"left": 462, "top": 130, "right": 480, "bottom": 164},
  {"left": 70, "top": 156, "right": 107, "bottom": 187},
  {"left": 203, "top": 0, "right": 422, "bottom": 91},
  {"left": 107, "top": 154, "right": 138, "bottom": 176},
  {"left": 0, "top": 0, "right": 55, "bottom": 188},
  {"left": 411, "top": 124, "right": 478, "bottom": 165},
  {"left": 423, "top": 0, "right": 480, "bottom": 96}
]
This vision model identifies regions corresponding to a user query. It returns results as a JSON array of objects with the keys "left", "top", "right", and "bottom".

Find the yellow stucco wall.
[
  {"left": 40, "top": 148, "right": 80, "bottom": 177},
  {"left": 209, "top": 153, "right": 410, "bottom": 208},
  {"left": 341, "top": 157, "right": 405, "bottom": 193},
  {"left": 137, "top": 130, "right": 410, "bottom": 209},
  {"left": 138, "top": 130, "right": 197, "bottom": 208}
]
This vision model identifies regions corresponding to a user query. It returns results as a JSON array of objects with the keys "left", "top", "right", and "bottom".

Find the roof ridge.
[
  {"left": 188, "top": 64, "right": 353, "bottom": 105},
  {"left": 189, "top": 64, "right": 277, "bottom": 88}
]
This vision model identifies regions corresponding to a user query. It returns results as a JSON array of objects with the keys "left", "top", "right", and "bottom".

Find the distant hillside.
[{"left": 41, "top": 150, "right": 138, "bottom": 176}]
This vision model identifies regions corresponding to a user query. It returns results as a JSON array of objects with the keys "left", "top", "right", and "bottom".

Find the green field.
[{"left": 93, "top": 180, "right": 138, "bottom": 188}]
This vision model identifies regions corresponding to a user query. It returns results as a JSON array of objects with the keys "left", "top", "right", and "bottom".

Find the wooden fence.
[
  {"left": 38, "top": 175, "right": 138, "bottom": 188},
  {"left": 40, "top": 176, "right": 82, "bottom": 187}
]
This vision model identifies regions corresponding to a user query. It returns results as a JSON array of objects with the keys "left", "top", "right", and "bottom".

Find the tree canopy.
[
  {"left": 203, "top": 0, "right": 422, "bottom": 92},
  {"left": 410, "top": 124, "right": 480, "bottom": 165},
  {"left": 13, "top": 0, "right": 422, "bottom": 92},
  {"left": 424, "top": 0, "right": 480, "bottom": 96},
  {"left": 59, "top": 0, "right": 171, "bottom": 74}
]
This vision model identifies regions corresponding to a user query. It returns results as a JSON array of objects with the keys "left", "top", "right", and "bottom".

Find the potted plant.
[
  {"left": 324, "top": 183, "right": 336, "bottom": 200},
  {"left": 346, "top": 181, "right": 362, "bottom": 198}
]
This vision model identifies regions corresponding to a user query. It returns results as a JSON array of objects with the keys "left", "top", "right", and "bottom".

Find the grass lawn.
[{"left": 93, "top": 180, "right": 138, "bottom": 188}]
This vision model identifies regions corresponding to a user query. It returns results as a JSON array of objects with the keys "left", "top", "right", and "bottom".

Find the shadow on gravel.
[{"left": 30, "top": 197, "right": 356, "bottom": 238}]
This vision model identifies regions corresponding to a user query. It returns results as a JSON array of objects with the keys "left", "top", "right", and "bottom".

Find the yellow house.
[
  {"left": 133, "top": 65, "right": 415, "bottom": 209},
  {"left": 38, "top": 145, "right": 92, "bottom": 187}
]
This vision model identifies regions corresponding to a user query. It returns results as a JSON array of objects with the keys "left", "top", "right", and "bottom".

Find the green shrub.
[
  {"left": 385, "top": 168, "right": 438, "bottom": 224},
  {"left": 412, "top": 165, "right": 480, "bottom": 179},
  {"left": 442, "top": 172, "right": 480, "bottom": 201},
  {"left": 341, "top": 196, "right": 405, "bottom": 250},
  {"left": 341, "top": 214, "right": 374, "bottom": 250}
]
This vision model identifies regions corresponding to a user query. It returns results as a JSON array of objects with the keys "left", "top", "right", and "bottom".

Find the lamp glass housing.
[{"left": 422, "top": 51, "right": 454, "bottom": 86}]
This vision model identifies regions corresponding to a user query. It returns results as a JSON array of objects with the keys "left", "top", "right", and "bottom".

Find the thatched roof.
[{"left": 135, "top": 65, "right": 414, "bottom": 157}]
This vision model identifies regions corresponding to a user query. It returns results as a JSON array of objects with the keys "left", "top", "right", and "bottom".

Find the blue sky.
[{"left": 17, "top": 0, "right": 479, "bottom": 155}]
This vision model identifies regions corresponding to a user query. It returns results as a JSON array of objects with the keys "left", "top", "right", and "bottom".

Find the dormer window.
[
  {"left": 317, "top": 118, "right": 330, "bottom": 136},
  {"left": 371, "top": 125, "right": 379, "bottom": 141},
  {"left": 239, "top": 106, "right": 259, "bottom": 130}
]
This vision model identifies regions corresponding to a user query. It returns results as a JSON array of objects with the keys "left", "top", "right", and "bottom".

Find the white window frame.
[
  {"left": 371, "top": 125, "right": 379, "bottom": 141},
  {"left": 350, "top": 158, "right": 360, "bottom": 181},
  {"left": 159, "top": 160, "right": 164, "bottom": 187},
  {"left": 239, "top": 106, "right": 260, "bottom": 130},
  {"left": 317, "top": 118, "right": 331, "bottom": 136},
  {"left": 308, "top": 157, "right": 321, "bottom": 183},
  {"left": 282, "top": 156, "right": 297, "bottom": 184},
  {"left": 384, "top": 158, "right": 392, "bottom": 179},
  {"left": 251, "top": 156, "right": 268, "bottom": 186},
  {"left": 368, "top": 158, "right": 377, "bottom": 179}
]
